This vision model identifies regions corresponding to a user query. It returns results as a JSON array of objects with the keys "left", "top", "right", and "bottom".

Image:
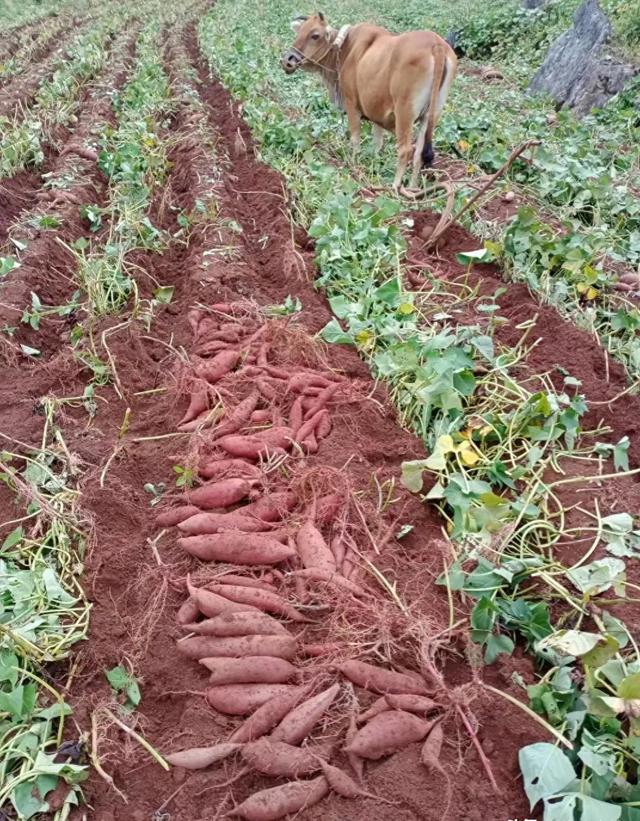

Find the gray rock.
[{"left": 529, "top": 0, "right": 638, "bottom": 116}]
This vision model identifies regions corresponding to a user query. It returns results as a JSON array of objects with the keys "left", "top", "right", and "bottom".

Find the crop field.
[{"left": 0, "top": 0, "right": 639, "bottom": 818}]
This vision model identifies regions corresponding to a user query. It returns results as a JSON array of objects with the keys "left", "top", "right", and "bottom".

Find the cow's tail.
[{"left": 421, "top": 45, "right": 447, "bottom": 168}]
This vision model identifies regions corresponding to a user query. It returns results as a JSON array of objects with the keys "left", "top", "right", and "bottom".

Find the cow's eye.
[{"left": 310, "top": 32, "right": 320, "bottom": 40}]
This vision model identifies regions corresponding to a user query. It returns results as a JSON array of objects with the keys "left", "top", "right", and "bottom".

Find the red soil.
[{"left": 1, "top": 27, "right": 638, "bottom": 821}]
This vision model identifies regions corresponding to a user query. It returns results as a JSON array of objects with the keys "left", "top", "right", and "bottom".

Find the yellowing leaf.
[
  {"left": 437, "top": 434, "right": 455, "bottom": 454},
  {"left": 466, "top": 163, "right": 476, "bottom": 173},
  {"left": 355, "top": 329, "right": 373, "bottom": 346},
  {"left": 458, "top": 140, "right": 470, "bottom": 152},
  {"left": 459, "top": 447, "right": 480, "bottom": 466},
  {"left": 397, "top": 302, "right": 415, "bottom": 315},
  {"left": 576, "top": 282, "right": 588, "bottom": 294},
  {"left": 586, "top": 286, "right": 598, "bottom": 300}
]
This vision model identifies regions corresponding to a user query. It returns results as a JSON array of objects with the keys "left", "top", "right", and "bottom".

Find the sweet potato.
[
  {"left": 302, "top": 431, "right": 318, "bottom": 454},
  {"left": 207, "top": 684, "right": 297, "bottom": 715},
  {"left": 288, "top": 373, "right": 331, "bottom": 393},
  {"left": 339, "top": 660, "right": 429, "bottom": 696},
  {"left": 211, "top": 574, "right": 278, "bottom": 593},
  {"left": 196, "top": 350, "right": 240, "bottom": 383},
  {"left": 250, "top": 409, "right": 272, "bottom": 424},
  {"left": 194, "top": 339, "right": 231, "bottom": 356},
  {"left": 179, "top": 385, "right": 209, "bottom": 427},
  {"left": 213, "top": 392, "right": 260, "bottom": 440},
  {"left": 296, "top": 520, "right": 336, "bottom": 572},
  {"left": 229, "top": 685, "right": 311, "bottom": 743},
  {"left": 241, "top": 738, "right": 326, "bottom": 777},
  {"left": 188, "top": 578, "right": 259, "bottom": 618},
  {"left": 231, "top": 777, "right": 329, "bottom": 821},
  {"left": 252, "top": 426, "right": 294, "bottom": 450},
  {"left": 421, "top": 718, "right": 445, "bottom": 773},
  {"left": 201, "top": 656, "right": 296, "bottom": 686},
  {"left": 345, "top": 710, "right": 364, "bottom": 783},
  {"left": 165, "top": 742, "right": 240, "bottom": 770},
  {"left": 330, "top": 537, "right": 345, "bottom": 570},
  {"left": 186, "top": 478, "right": 251, "bottom": 510},
  {"left": 291, "top": 568, "right": 367, "bottom": 597},
  {"left": 177, "top": 635, "right": 296, "bottom": 660},
  {"left": 217, "top": 434, "right": 283, "bottom": 460},
  {"left": 303, "top": 383, "right": 340, "bottom": 421},
  {"left": 178, "top": 410, "right": 218, "bottom": 433},
  {"left": 315, "top": 493, "right": 342, "bottom": 526},
  {"left": 294, "top": 410, "right": 325, "bottom": 445},
  {"left": 288, "top": 396, "right": 304, "bottom": 435},
  {"left": 207, "top": 583, "right": 305, "bottom": 623},
  {"left": 315, "top": 411, "right": 332, "bottom": 440},
  {"left": 385, "top": 693, "right": 441, "bottom": 714},
  {"left": 270, "top": 682, "right": 340, "bottom": 745},
  {"left": 260, "top": 365, "right": 290, "bottom": 381},
  {"left": 183, "top": 611, "right": 291, "bottom": 637},
  {"left": 199, "top": 458, "right": 263, "bottom": 481},
  {"left": 156, "top": 505, "right": 200, "bottom": 528},
  {"left": 243, "top": 492, "right": 297, "bottom": 522},
  {"left": 178, "top": 511, "right": 270, "bottom": 535},
  {"left": 317, "top": 759, "right": 385, "bottom": 801},
  {"left": 176, "top": 596, "right": 200, "bottom": 626},
  {"left": 359, "top": 693, "right": 440, "bottom": 722},
  {"left": 344, "top": 710, "right": 431, "bottom": 759},
  {"left": 179, "top": 532, "right": 295, "bottom": 565}
]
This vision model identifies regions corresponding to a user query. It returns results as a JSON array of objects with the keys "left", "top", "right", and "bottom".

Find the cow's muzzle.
[{"left": 282, "top": 49, "right": 303, "bottom": 73}]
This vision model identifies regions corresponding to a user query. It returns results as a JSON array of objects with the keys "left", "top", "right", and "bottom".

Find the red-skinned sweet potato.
[{"left": 200, "top": 656, "right": 296, "bottom": 686}]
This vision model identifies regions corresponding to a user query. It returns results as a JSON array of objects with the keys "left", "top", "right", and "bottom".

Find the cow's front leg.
[
  {"left": 372, "top": 124, "right": 385, "bottom": 154},
  {"left": 345, "top": 101, "right": 362, "bottom": 157}
]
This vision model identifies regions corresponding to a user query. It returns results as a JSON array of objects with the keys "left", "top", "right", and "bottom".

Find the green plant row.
[
  {"left": 0, "top": 25, "right": 114, "bottom": 179},
  {"left": 0, "top": 401, "right": 91, "bottom": 819},
  {"left": 199, "top": 2, "right": 640, "bottom": 818}
]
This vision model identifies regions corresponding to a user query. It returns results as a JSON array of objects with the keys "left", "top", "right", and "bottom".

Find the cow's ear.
[
  {"left": 291, "top": 15, "right": 307, "bottom": 32},
  {"left": 317, "top": 11, "right": 325, "bottom": 22}
]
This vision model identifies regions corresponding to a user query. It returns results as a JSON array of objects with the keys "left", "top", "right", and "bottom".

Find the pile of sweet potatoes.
[{"left": 155, "top": 305, "right": 444, "bottom": 819}]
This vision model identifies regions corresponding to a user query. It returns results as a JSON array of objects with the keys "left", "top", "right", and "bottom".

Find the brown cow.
[{"left": 282, "top": 12, "right": 457, "bottom": 196}]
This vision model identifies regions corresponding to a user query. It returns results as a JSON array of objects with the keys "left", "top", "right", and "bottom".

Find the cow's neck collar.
[{"left": 333, "top": 24, "right": 350, "bottom": 49}]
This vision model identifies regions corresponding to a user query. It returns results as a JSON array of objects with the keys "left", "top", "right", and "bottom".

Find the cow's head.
[{"left": 282, "top": 12, "right": 333, "bottom": 74}]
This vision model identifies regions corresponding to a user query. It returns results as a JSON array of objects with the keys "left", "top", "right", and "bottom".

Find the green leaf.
[
  {"left": 2, "top": 525, "right": 23, "bottom": 549},
  {"left": 567, "top": 558, "right": 626, "bottom": 595},
  {"left": 106, "top": 665, "right": 130, "bottom": 691},
  {"left": 582, "top": 634, "right": 620, "bottom": 669},
  {"left": 617, "top": 673, "right": 640, "bottom": 700},
  {"left": 485, "top": 633, "right": 514, "bottom": 664},
  {"left": 456, "top": 247, "right": 495, "bottom": 265},
  {"left": 400, "top": 460, "right": 429, "bottom": 493},
  {"left": 519, "top": 742, "right": 575, "bottom": 808},
  {"left": 153, "top": 286, "right": 174, "bottom": 304},
  {"left": 320, "top": 318, "right": 352, "bottom": 345},
  {"left": 536, "top": 629, "right": 603, "bottom": 659}
]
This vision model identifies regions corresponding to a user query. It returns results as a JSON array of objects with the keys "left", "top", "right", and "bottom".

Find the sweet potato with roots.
[
  {"left": 316, "top": 411, "right": 332, "bottom": 440},
  {"left": 288, "top": 373, "right": 331, "bottom": 393},
  {"left": 229, "top": 776, "right": 329, "bottom": 821},
  {"left": 252, "top": 426, "right": 294, "bottom": 450},
  {"left": 296, "top": 520, "right": 336, "bottom": 573},
  {"left": 243, "top": 492, "right": 297, "bottom": 522},
  {"left": 317, "top": 759, "right": 391, "bottom": 802},
  {"left": 199, "top": 458, "right": 263, "bottom": 481},
  {"left": 183, "top": 611, "right": 291, "bottom": 637},
  {"left": 178, "top": 511, "right": 271, "bottom": 535},
  {"left": 201, "top": 656, "right": 296, "bottom": 686},
  {"left": 207, "top": 583, "right": 306, "bottom": 623},
  {"left": 345, "top": 710, "right": 431, "bottom": 760},
  {"left": 176, "top": 596, "right": 200, "bottom": 626},
  {"left": 288, "top": 395, "right": 304, "bottom": 435},
  {"left": 165, "top": 742, "right": 241, "bottom": 770},
  {"left": 358, "top": 694, "right": 440, "bottom": 722},
  {"left": 291, "top": 568, "right": 367, "bottom": 597},
  {"left": 213, "top": 392, "right": 260, "bottom": 440},
  {"left": 196, "top": 349, "right": 241, "bottom": 383},
  {"left": 177, "top": 635, "right": 297, "bottom": 660},
  {"left": 156, "top": 505, "right": 200, "bottom": 528},
  {"left": 211, "top": 574, "right": 278, "bottom": 593},
  {"left": 294, "top": 410, "right": 325, "bottom": 445},
  {"left": 179, "top": 532, "right": 295, "bottom": 565},
  {"left": 187, "top": 577, "right": 260, "bottom": 618},
  {"left": 217, "top": 434, "right": 284, "bottom": 460},
  {"left": 179, "top": 384, "right": 209, "bottom": 427},
  {"left": 241, "top": 738, "right": 328, "bottom": 778},
  {"left": 303, "top": 383, "right": 340, "bottom": 421},
  {"left": 270, "top": 682, "right": 340, "bottom": 745},
  {"left": 229, "top": 685, "right": 311, "bottom": 743},
  {"left": 207, "top": 684, "right": 298, "bottom": 715},
  {"left": 340, "top": 660, "right": 429, "bottom": 696},
  {"left": 185, "top": 477, "right": 252, "bottom": 510}
]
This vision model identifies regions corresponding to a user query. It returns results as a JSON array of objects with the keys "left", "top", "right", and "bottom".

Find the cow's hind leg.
[
  {"left": 372, "top": 124, "right": 385, "bottom": 154},
  {"left": 409, "top": 116, "right": 430, "bottom": 190},
  {"left": 392, "top": 106, "right": 415, "bottom": 196}
]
